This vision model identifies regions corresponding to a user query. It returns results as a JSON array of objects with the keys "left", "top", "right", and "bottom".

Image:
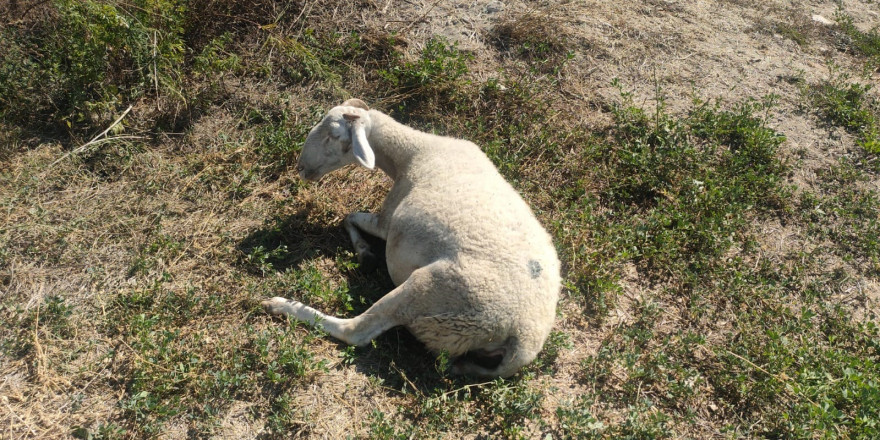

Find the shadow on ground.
[
  {"left": 238, "top": 204, "right": 351, "bottom": 273},
  {"left": 241, "top": 205, "right": 500, "bottom": 414}
]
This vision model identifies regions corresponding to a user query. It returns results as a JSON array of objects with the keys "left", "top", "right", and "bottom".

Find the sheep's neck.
[
  {"left": 373, "top": 149, "right": 400, "bottom": 182},
  {"left": 368, "top": 113, "right": 423, "bottom": 183}
]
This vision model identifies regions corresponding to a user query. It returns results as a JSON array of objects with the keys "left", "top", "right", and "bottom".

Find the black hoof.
[{"left": 358, "top": 250, "right": 379, "bottom": 273}]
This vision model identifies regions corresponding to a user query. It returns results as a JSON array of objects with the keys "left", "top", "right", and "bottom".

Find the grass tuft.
[
  {"left": 835, "top": 12, "right": 880, "bottom": 68},
  {"left": 805, "top": 69, "right": 880, "bottom": 155},
  {"left": 489, "top": 9, "right": 574, "bottom": 73}
]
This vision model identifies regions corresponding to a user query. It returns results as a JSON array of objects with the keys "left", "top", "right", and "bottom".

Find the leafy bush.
[
  {"left": 0, "top": 0, "right": 186, "bottom": 133},
  {"left": 378, "top": 37, "right": 472, "bottom": 110}
]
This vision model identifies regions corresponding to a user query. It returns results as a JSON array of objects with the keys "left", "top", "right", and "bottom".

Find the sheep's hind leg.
[
  {"left": 344, "top": 212, "right": 385, "bottom": 271},
  {"left": 263, "top": 263, "right": 435, "bottom": 346},
  {"left": 262, "top": 296, "right": 395, "bottom": 346}
]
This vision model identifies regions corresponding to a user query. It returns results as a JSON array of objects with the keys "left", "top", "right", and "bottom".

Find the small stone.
[{"left": 811, "top": 14, "right": 834, "bottom": 26}]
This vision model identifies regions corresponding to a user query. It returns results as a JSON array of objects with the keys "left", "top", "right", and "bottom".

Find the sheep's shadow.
[
  {"left": 346, "top": 327, "right": 460, "bottom": 390},
  {"left": 241, "top": 205, "right": 466, "bottom": 395},
  {"left": 238, "top": 204, "right": 351, "bottom": 274}
]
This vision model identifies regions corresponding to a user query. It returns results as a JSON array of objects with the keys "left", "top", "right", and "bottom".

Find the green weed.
[
  {"left": 39, "top": 295, "right": 75, "bottom": 338},
  {"left": 578, "top": 89, "right": 789, "bottom": 286},
  {"left": 556, "top": 395, "right": 604, "bottom": 439},
  {"left": 529, "top": 330, "right": 572, "bottom": 374},
  {"left": 128, "top": 232, "right": 184, "bottom": 278},
  {"left": 249, "top": 259, "right": 355, "bottom": 314},
  {"left": 0, "top": 295, "right": 75, "bottom": 359},
  {"left": 806, "top": 71, "right": 880, "bottom": 154},
  {"left": 378, "top": 37, "right": 472, "bottom": 112},
  {"left": 245, "top": 244, "right": 291, "bottom": 276},
  {"left": 192, "top": 32, "right": 242, "bottom": 79},
  {"left": 71, "top": 422, "right": 127, "bottom": 440},
  {"left": 708, "top": 261, "right": 880, "bottom": 438},
  {"left": 835, "top": 12, "right": 880, "bottom": 68},
  {"left": 250, "top": 105, "right": 311, "bottom": 177},
  {"left": 380, "top": 37, "right": 470, "bottom": 90},
  {"left": 800, "top": 161, "right": 880, "bottom": 273},
  {"left": 776, "top": 22, "right": 810, "bottom": 47},
  {"left": 367, "top": 410, "right": 410, "bottom": 440},
  {"left": 475, "top": 378, "right": 544, "bottom": 438},
  {"left": 107, "top": 281, "right": 328, "bottom": 435}
]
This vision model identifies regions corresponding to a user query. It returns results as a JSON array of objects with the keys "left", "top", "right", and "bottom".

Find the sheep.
[{"left": 262, "top": 98, "right": 561, "bottom": 377}]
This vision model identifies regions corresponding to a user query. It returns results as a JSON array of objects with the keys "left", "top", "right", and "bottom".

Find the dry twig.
[{"left": 45, "top": 105, "right": 135, "bottom": 171}]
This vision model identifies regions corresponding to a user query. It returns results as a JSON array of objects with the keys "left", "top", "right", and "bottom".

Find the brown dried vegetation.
[{"left": 2, "top": 0, "right": 880, "bottom": 439}]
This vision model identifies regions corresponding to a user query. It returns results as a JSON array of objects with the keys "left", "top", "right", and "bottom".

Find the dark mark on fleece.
[{"left": 528, "top": 260, "right": 542, "bottom": 278}]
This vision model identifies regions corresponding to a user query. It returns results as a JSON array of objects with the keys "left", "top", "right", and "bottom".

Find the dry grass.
[{"left": 2, "top": 0, "right": 880, "bottom": 439}]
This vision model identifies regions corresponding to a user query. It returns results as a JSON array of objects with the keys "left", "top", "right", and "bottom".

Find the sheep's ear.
[
  {"left": 342, "top": 98, "right": 369, "bottom": 110},
  {"left": 344, "top": 114, "right": 375, "bottom": 169}
]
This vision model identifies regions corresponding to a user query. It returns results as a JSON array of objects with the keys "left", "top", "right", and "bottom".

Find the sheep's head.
[{"left": 296, "top": 99, "right": 374, "bottom": 181}]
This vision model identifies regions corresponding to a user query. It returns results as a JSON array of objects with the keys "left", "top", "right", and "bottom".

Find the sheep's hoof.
[
  {"left": 456, "top": 349, "right": 505, "bottom": 370},
  {"left": 358, "top": 249, "right": 380, "bottom": 273},
  {"left": 262, "top": 297, "right": 291, "bottom": 315}
]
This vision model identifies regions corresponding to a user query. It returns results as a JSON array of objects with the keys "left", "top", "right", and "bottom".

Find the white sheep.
[{"left": 262, "top": 99, "right": 561, "bottom": 377}]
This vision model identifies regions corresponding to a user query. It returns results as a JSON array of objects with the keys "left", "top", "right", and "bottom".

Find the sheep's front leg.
[{"left": 344, "top": 212, "right": 386, "bottom": 270}]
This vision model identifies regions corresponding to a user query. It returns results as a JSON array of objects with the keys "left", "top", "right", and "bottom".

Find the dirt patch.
[{"left": 376, "top": 0, "right": 877, "bottom": 191}]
